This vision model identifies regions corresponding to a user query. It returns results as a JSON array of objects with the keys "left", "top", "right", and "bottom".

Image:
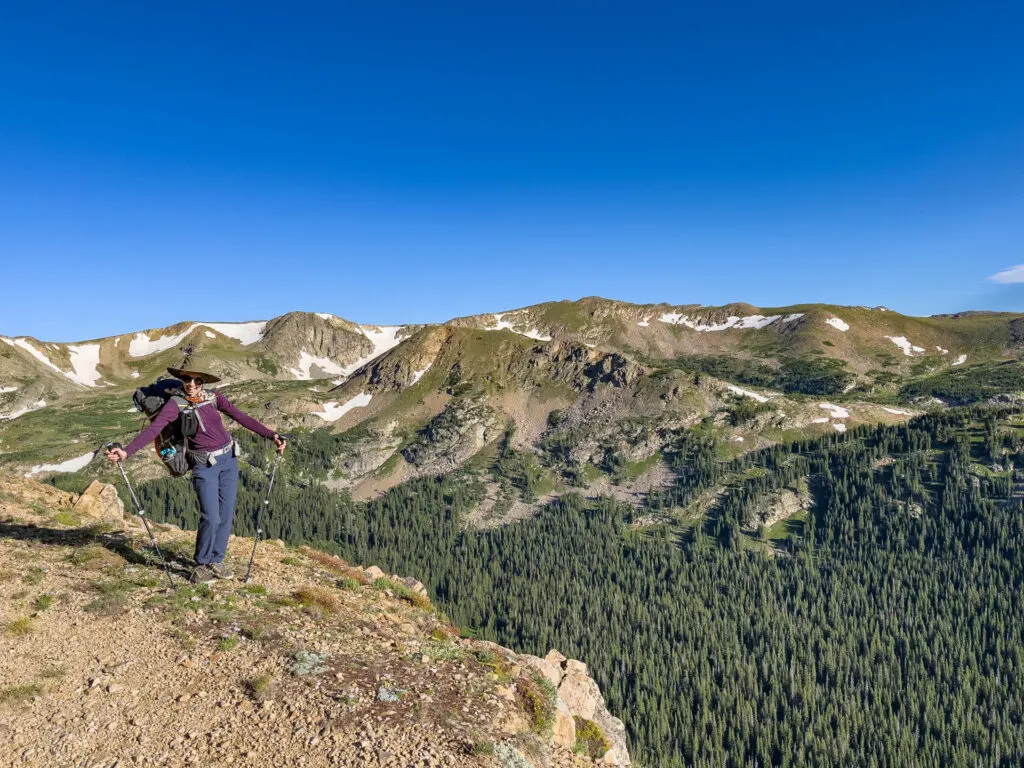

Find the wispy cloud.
[{"left": 988, "top": 265, "right": 1024, "bottom": 284}]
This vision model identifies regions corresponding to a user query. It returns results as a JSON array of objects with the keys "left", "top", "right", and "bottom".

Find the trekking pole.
[
  {"left": 243, "top": 450, "right": 283, "bottom": 584},
  {"left": 105, "top": 443, "right": 176, "bottom": 590}
]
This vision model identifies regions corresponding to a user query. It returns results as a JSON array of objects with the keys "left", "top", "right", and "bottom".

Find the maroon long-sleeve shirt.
[{"left": 123, "top": 390, "right": 276, "bottom": 458}]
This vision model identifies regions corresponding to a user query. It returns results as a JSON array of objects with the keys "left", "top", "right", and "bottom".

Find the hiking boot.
[
  {"left": 209, "top": 562, "right": 234, "bottom": 580},
  {"left": 189, "top": 565, "right": 217, "bottom": 584}
]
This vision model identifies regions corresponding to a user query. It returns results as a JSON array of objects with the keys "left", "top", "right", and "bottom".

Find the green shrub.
[
  {"left": 245, "top": 673, "right": 274, "bottom": 700},
  {"left": 293, "top": 586, "right": 340, "bottom": 614},
  {"left": 574, "top": 716, "right": 611, "bottom": 759},
  {"left": 53, "top": 511, "right": 82, "bottom": 526},
  {"left": 4, "top": 618, "right": 33, "bottom": 636},
  {"left": 516, "top": 673, "right": 557, "bottom": 737},
  {"left": 0, "top": 683, "right": 43, "bottom": 705},
  {"left": 34, "top": 594, "right": 54, "bottom": 611}
]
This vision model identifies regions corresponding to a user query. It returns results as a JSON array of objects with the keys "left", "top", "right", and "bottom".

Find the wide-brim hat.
[{"left": 166, "top": 363, "right": 221, "bottom": 384}]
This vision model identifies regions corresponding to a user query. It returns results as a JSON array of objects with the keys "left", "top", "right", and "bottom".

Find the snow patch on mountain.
[
  {"left": 952, "top": 354, "right": 967, "bottom": 366},
  {"left": 725, "top": 384, "right": 770, "bottom": 403},
  {"left": 411, "top": 364, "right": 432, "bottom": 385},
  {"left": 637, "top": 319, "right": 650, "bottom": 327},
  {"left": 1, "top": 338, "right": 103, "bottom": 387},
  {"left": 316, "top": 393, "right": 373, "bottom": 422},
  {"left": 129, "top": 321, "right": 266, "bottom": 357},
  {"left": 659, "top": 313, "right": 740, "bottom": 331},
  {"left": 883, "top": 408, "right": 912, "bottom": 415},
  {"left": 129, "top": 326, "right": 199, "bottom": 357},
  {"left": 658, "top": 313, "right": 786, "bottom": 331},
  {"left": 0, "top": 386, "right": 17, "bottom": 394},
  {"left": 332, "top": 326, "right": 407, "bottom": 378},
  {"left": 201, "top": 321, "right": 266, "bottom": 346},
  {"left": 738, "top": 315, "right": 782, "bottom": 329},
  {"left": 819, "top": 403, "right": 850, "bottom": 419},
  {"left": 290, "top": 352, "right": 347, "bottom": 380},
  {"left": 488, "top": 314, "right": 553, "bottom": 341},
  {"left": 0, "top": 400, "right": 46, "bottom": 421},
  {"left": 65, "top": 344, "right": 103, "bottom": 387},
  {"left": 811, "top": 417, "right": 830, "bottom": 424},
  {"left": 833, "top": 423, "right": 848, "bottom": 433},
  {"left": 25, "top": 451, "right": 95, "bottom": 476},
  {"left": 3, "top": 338, "right": 61, "bottom": 374},
  {"left": 886, "top": 336, "right": 925, "bottom": 356},
  {"left": 937, "top": 347, "right": 948, "bottom": 354},
  {"left": 781, "top": 313, "right": 804, "bottom": 323},
  {"left": 205, "top": 331, "right": 216, "bottom": 338},
  {"left": 826, "top": 317, "right": 850, "bottom": 332}
]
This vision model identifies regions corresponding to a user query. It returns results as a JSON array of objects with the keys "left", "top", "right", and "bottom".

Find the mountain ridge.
[{"left": 3, "top": 297, "right": 1022, "bottom": 506}]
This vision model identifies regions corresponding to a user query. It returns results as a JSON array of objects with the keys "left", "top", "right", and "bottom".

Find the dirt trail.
[{"left": 0, "top": 476, "right": 598, "bottom": 768}]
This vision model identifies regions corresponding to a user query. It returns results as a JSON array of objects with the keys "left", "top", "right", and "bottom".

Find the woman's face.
[{"left": 183, "top": 376, "right": 204, "bottom": 397}]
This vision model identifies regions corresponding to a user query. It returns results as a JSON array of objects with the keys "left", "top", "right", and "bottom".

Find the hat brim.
[{"left": 167, "top": 367, "right": 221, "bottom": 384}]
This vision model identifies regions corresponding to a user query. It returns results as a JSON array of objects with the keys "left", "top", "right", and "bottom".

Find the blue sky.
[{"left": 1, "top": 1, "right": 1022, "bottom": 340}]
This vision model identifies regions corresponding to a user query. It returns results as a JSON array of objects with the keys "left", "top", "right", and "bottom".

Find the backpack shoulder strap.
[{"left": 196, "top": 391, "right": 219, "bottom": 409}]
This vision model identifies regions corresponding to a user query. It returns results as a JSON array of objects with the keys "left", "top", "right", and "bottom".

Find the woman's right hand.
[{"left": 106, "top": 447, "right": 127, "bottom": 464}]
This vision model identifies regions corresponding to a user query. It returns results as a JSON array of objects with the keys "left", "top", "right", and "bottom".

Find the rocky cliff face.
[{"left": 0, "top": 473, "right": 632, "bottom": 768}]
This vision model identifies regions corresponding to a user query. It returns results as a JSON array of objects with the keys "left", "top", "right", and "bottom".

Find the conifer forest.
[{"left": 122, "top": 407, "right": 1024, "bottom": 767}]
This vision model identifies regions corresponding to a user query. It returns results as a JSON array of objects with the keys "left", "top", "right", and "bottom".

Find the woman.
[{"left": 107, "top": 358, "right": 286, "bottom": 583}]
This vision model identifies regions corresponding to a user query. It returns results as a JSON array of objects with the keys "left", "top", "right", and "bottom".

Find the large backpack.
[{"left": 132, "top": 377, "right": 219, "bottom": 476}]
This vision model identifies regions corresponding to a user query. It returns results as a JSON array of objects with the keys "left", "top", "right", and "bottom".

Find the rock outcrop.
[
  {"left": 495, "top": 648, "right": 631, "bottom": 765},
  {"left": 71, "top": 480, "right": 128, "bottom": 526}
]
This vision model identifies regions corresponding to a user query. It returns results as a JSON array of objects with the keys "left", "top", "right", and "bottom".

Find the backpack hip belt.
[{"left": 190, "top": 441, "right": 235, "bottom": 468}]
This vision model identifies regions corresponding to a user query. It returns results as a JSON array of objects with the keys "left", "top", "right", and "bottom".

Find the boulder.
[
  {"left": 544, "top": 649, "right": 567, "bottom": 667},
  {"left": 564, "top": 658, "right": 587, "bottom": 676},
  {"left": 552, "top": 698, "right": 576, "bottom": 749},
  {"left": 558, "top": 672, "right": 602, "bottom": 721},
  {"left": 519, "top": 655, "right": 563, "bottom": 689},
  {"left": 72, "top": 481, "right": 126, "bottom": 526},
  {"left": 363, "top": 565, "right": 386, "bottom": 581},
  {"left": 400, "top": 576, "right": 428, "bottom": 597}
]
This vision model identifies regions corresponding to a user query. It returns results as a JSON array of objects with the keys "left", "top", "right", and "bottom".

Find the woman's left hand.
[{"left": 273, "top": 434, "right": 287, "bottom": 455}]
